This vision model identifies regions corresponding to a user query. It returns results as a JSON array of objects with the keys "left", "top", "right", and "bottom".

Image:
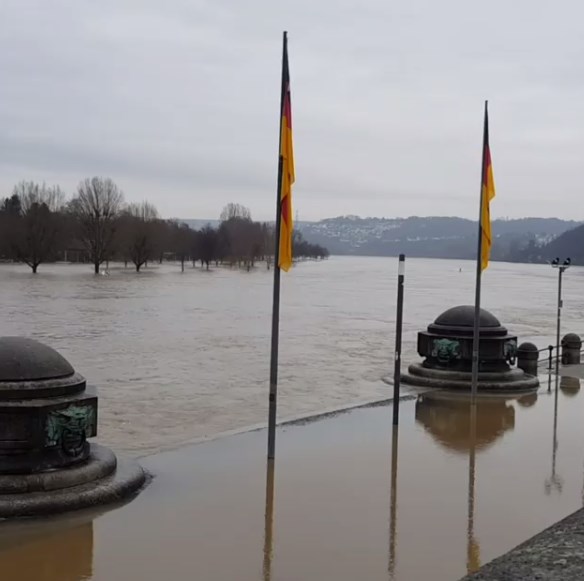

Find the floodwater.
[
  {"left": 0, "top": 377, "right": 583, "bottom": 581},
  {"left": 1, "top": 258, "right": 583, "bottom": 455}
]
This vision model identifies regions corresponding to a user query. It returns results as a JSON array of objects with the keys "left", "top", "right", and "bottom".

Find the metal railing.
[
  {"left": 536, "top": 343, "right": 584, "bottom": 370},
  {"left": 537, "top": 345, "right": 558, "bottom": 371}
]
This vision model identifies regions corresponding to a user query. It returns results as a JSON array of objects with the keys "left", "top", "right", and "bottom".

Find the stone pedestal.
[
  {"left": 0, "top": 337, "right": 146, "bottom": 518},
  {"left": 402, "top": 306, "right": 539, "bottom": 392}
]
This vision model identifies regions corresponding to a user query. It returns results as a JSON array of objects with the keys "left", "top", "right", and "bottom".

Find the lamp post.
[{"left": 550, "top": 257, "right": 571, "bottom": 375}]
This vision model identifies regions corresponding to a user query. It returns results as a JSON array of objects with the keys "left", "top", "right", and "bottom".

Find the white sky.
[{"left": 1, "top": 0, "right": 583, "bottom": 221}]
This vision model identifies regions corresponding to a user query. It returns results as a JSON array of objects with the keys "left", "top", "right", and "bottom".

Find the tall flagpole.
[
  {"left": 471, "top": 101, "right": 489, "bottom": 399},
  {"left": 267, "top": 32, "right": 288, "bottom": 461}
]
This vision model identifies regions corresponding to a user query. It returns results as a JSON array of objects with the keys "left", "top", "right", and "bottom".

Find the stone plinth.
[
  {"left": 0, "top": 337, "right": 146, "bottom": 518},
  {"left": 403, "top": 306, "right": 539, "bottom": 392}
]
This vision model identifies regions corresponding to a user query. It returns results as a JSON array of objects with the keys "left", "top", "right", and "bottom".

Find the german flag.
[
  {"left": 480, "top": 103, "right": 495, "bottom": 271},
  {"left": 278, "top": 34, "right": 295, "bottom": 272}
]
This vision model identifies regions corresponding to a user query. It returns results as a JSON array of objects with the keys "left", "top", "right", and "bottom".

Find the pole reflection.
[
  {"left": 466, "top": 401, "right": 480, "bottom": 575},
  {"left": 263, "top": 459, "right": 275, "bottom": 581},
  {"left": 545, "top": 374, "right": 563, "bottom": 495},
  {"left": 388, "top": 426, "right": 399, "bottom": 580}
]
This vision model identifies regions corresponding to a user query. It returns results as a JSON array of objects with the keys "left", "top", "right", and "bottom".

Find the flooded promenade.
[{"left": 0, "top": 375, "right": 583, "bottom": 580}]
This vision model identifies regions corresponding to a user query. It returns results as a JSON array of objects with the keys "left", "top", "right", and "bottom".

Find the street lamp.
[{"left": 550, "top": 257, "right": 571, "bottom": 375}]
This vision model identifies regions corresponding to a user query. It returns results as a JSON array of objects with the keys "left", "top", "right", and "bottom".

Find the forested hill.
[
  {"left": 513, "top": 223, "right": 584, "bottom": 265},
  {"left": 294, "top": 216, "right": 579, "bottom": 261}
]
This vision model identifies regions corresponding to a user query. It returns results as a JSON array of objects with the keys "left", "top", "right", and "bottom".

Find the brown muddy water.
[
  {"left": 0, "top": 377, "right": 583, "bottom": 581},
  {"left": 1, "top": 257, "right": 584, "bottom": 455}
]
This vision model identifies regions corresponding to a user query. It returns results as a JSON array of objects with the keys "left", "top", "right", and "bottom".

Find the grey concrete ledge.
[
  {"left": 0, "top": 451, "right": 147, "bottom": 519},
  {"left": 460, "top": 508, "right": 584, "bottom": 580}
]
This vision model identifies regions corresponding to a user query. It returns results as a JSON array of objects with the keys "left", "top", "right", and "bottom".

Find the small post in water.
[{"left": 392, "top": 254, "right": 405, "bottom": 426}]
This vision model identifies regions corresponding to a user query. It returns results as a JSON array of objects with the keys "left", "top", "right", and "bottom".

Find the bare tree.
[
  {"left": 262, "top": 222, "right": 274, "bottom": 269},
  {"left": 15, "top": 181, "right": 65, "bottom": 213},
  {"left": 170, "top": 221, "right": 193, "bottom": 272},
  {"left": 2, "top": 193, "right": 22, "bottom": 215},
  {"left": 121, "top": 202, "right": 159, "bottom": 272},
  {"left": 219, "top": 203, "right": 251, "bottom": 222},
  {"left": 9, "top": 182, "right": 66, "bottom": 273},
  {"left": 72, "top": 177, "right": 124, "bottom": 274},
  {"left": 0, "top": 194, "right": 21, "bottom": 259},
  {"left": 198, "top": 225, "right": 218, "bottom": 270}
]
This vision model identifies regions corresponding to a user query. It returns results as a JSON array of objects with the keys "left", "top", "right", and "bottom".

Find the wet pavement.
[{"left": 1, "top": 376, "right": 584, "bottom": 581}]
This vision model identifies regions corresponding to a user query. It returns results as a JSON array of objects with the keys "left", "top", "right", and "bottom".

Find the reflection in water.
[
  {"left": 415, "top": 394, "right": 516, "bottom": 453},
  {"left": 263, "top": 460, "right": 275, "bottom": 581},
  {"left": 0, "top": 523, "right": 93, "bottom": 581},
  {"left": 545, "top": 376, "right": 563, "bottom": 495},
  {"left": 415, "top": 392, "right": 536, "bottom": 575},
  {"left": 388, "top": 427, "right": 399, "bottom": 580},
  {"left": 560, "top": 376, "right": 581, "bottom": 397},
  {"left": 466, "top": 402, "right": 479, "bottom": 575},
  {"left": 517, "top": 392, "right": 538, "bottom": 407}
]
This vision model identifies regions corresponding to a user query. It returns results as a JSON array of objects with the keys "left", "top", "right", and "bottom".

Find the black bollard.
[
  {"left": 517, "top": 342, "right": 539, "bottom": 376},
  {"left": 561, "top": 333, "right": 582, "bottom": 365}
]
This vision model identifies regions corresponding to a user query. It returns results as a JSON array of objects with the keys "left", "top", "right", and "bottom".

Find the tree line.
[{"left": 0, "top": 178, "right": 329, "bottom": 274}]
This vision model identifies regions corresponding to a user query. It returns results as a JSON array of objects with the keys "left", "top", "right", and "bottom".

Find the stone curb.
[{"left": 459, "top": 508, "right": 584, "bottom": 580}]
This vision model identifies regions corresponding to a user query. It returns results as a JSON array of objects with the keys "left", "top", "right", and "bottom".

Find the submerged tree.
[
  {"left": 169, "top": 221, "right": 193, "bottom": 272},
  {"left": 9, "top": 182, "right": 65, "bottom": 273},
  {"left": 72, "top": 177, "right": 124, "bottom": 274},
  {"left": 121, "top": 202, "right": 159, "bottom": 272},
  {"left": 198, "top": 224, "right": 218, "bottom": 270}
]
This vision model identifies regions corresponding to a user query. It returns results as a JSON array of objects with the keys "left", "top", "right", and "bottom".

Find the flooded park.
[{"left": 1, "top": 256, "right": 584, "bottom": 579}]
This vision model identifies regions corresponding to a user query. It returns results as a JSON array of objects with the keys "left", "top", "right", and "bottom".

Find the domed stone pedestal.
[
  {"left": 402, "top": 306, "right": 539, "bottom": 392},
  {"left": 0, "top": 337, "right": 146, "bottom": 518}
]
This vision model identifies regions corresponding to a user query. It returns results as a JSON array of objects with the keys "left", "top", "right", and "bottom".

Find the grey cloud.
[{"left": 1, "top": 0, "right": 583, "bottom": 220}]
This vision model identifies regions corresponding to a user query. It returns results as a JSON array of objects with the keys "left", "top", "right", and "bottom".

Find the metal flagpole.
[
  {"left": 471, "top": 101, "right": 489, "bottom": 400},
  {"left": 267, "top": 32, "right": 288, "bottom": 461}
]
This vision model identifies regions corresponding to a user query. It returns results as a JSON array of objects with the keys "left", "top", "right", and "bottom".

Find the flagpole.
[
  {"left": 267, "top": 31, "right": 288, "bottom": 461},
  {"left": 471, "top": 101, "right": 489, "bottom": 399}
]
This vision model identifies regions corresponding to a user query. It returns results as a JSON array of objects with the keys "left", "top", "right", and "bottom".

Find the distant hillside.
[
  {"left": 295, "top": 216, "right": 579, "bottom": 261},
  {"left": 514, "top": 222, "right": 584, "bottom": 265},
  {"left": 175, "top": 215, "right": 579, "bottom": 262}
]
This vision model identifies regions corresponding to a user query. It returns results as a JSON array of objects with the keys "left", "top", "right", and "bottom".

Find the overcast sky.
[{"left": 1, "top": 0, "right": 583, "bottom": 222}]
